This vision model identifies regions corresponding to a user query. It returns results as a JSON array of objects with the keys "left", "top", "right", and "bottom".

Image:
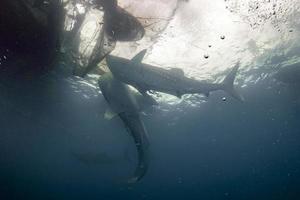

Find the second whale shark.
[
  {"left": 106, "top": 50, "right": 243, "bottom": 101},
  {"left": 98, "top": 72, "right": 156, "bottom": 183}
]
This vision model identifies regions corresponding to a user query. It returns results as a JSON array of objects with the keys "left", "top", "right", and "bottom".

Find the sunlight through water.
[{"left": 68, "top": 0, "right": 300, "bottom": 107}]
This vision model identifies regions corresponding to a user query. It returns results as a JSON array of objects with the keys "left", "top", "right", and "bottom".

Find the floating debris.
[{"left": 222, "top": 97, "right": 227, "bottom": 101}]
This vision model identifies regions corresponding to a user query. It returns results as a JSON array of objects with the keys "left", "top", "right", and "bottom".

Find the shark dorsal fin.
[
  {"left": 169, "top": 68, "right": 184, "bottom": 76},
  {"left": 104, "top": 107, "right": 118, "bottom": 120},
  {"left": 131, "top": 49, "right": 147, "bottom": 63}
]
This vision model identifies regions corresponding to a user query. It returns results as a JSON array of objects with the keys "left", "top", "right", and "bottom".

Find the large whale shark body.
[
  {"left": 106, "top": 50, "right": 242, "bottom": 101},
  {"left": 98, "top": 72, "right": 155, "bottom": 183}
]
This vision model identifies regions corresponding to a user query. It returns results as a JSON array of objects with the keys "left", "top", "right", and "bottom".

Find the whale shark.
[
  {"left": 98, "top": 72, "right": 156, "bottom": 183},
  {"left": 106, "top": 50, "right": 243, "bottom": 101}
]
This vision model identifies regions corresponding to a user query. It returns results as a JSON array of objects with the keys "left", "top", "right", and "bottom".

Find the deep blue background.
[{"left": 0, "top": 76, "right": 299, "bottom": 200}]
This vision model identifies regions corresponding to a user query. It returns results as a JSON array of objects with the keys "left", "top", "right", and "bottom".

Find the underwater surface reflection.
[{"left": 0, "top": 0, "right": 300, "bottom": 199}]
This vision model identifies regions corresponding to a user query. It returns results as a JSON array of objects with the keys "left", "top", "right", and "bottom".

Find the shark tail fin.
[{"left": 222, "top": 62, "right": 244, "bottom": 101}]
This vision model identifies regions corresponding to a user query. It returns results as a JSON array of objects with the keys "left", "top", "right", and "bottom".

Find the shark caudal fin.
[{"left": 222, "top": 62, "right": 244, "bottom": 101}]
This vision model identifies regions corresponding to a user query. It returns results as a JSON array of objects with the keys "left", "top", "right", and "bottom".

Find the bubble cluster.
[{"left": 224, "top": 0, "right": 299, "bottom": 31}]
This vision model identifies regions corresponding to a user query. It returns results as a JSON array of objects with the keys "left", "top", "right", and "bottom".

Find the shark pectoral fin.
[
  {"left": 131, "top": 49, "right": 147, "bottom": 63},
  {"left": 104, "top": 108, "right": 118, "bottom": 120}
]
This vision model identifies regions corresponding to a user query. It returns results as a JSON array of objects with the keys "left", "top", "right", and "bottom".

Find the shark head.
[
  {"left": 106, "top": 49, "right": 148, "bottom": 75},
  {"left": 106, "top": 55, "right": 132, "bottom": 79}
]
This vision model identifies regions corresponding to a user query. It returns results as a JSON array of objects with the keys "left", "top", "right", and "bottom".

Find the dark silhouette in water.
[
  {"left": 0, "top": 0, "right": 145, "bottom": 78},
  {"left": 73, "top": 0, "right": 145, "bottom": 77},
  {"left": 98, "top": 72, "right": 154, "bottom": 183},
  {"left": 0, "top": 0, "right": 148, "bottom": 184},
  {"left": 0, "top": 0, "right": 64, "bottom": 79}
]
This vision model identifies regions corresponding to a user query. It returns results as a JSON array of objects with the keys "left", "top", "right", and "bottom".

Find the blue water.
[{"left": 0, "top": 77, "right": 299, "bottom": 200}]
